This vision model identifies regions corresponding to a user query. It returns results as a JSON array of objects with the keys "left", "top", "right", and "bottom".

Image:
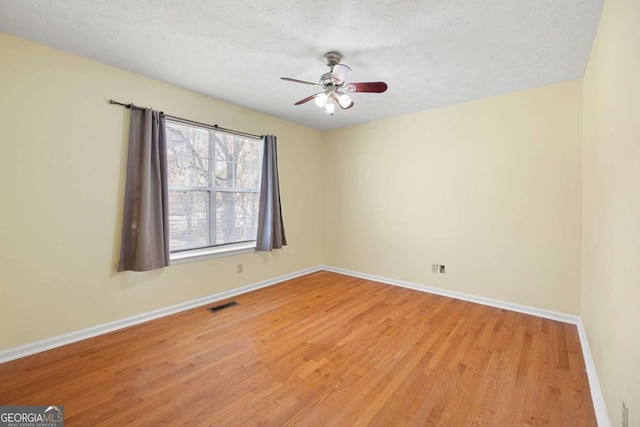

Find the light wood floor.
[{"left": 0, "top": 271, "right": 596, "bottom": 426}]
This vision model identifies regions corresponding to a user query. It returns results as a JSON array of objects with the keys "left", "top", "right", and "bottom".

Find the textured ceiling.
[{"left": 0, "top": 0, "right": 603, "bottom": 130}]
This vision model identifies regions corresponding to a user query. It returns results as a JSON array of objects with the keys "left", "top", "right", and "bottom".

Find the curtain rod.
[{"left": 108, "top": 99, "right": 263, "bottom": 140}]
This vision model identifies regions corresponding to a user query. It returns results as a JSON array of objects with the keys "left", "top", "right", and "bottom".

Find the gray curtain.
[
  {"left": 256, "top": 135, "right": 287, "bottom": 251},
  {"left": 118, "top": 107, "right": 170, "bottom": 271}
]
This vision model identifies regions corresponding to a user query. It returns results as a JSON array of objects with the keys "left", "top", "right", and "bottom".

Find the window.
[{"left": 165, "top": 118, "right": 262, "bottom": 259}]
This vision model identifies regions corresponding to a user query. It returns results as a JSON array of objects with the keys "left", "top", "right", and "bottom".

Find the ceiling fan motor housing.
[{"left": 320, "top": 72, "right": 342, "bottom": 87}]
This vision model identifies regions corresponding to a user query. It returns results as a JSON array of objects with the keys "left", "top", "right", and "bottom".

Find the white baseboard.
[
  {"left": 322, "top": 265, "right": 580, "bottom": 324},
  {"left": 322, "top": 265, "right": 610, "bottom": 426},
  {"left": 0, "top": 264, "right": 610, "bottom": 426},
  {"left": 576, "top": 319, "right": 611, "bottom": 427},
  {"left": 0, "top": 266, "right": 322, "bottom": 364}
]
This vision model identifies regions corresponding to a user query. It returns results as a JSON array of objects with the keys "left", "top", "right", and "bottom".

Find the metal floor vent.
[{"left": 208, "top": 301, "right": 238, "bottom": 313}]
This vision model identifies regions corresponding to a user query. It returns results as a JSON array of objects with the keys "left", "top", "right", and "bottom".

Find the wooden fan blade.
[
  {"left": 281, "top": 77, "right": 321, "bottom": 86},
  {"left": 294, "top": 93, "right": 320, "bottom": 105},
  {"left": 344, "top": 82, "right": 388, "bottom": 93}
]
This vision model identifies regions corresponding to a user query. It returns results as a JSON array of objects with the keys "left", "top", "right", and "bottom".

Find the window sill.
[{"left": 170, "top": 242, "right": 256, "bottom": 265}]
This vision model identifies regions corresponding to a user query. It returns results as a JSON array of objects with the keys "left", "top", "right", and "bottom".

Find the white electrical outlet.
[
  {"left": 622, "top": 401, "right": 629, "bottom": 427},
  {"left": 431, "top": 264, "right": 439, "bottom": 273},
  {"left": 237, "top": 263, "right": 243, "bottom": 273}
]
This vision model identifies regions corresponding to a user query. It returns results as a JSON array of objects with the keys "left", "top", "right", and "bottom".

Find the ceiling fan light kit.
[{"left": 281, "top": 52, "right": 388, "bottom": 115}]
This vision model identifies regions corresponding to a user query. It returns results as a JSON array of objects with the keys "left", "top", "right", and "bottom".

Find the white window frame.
[
  {"left": 165, "top": 118, "right": 263, "bottom": 264},
  {"left": 170, "top": 241, "right": 256, "bottom": 264}
]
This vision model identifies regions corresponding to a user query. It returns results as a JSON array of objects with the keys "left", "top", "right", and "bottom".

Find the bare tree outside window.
[{"left": 166, "top": 120, "right": 261, "bottom": 252}]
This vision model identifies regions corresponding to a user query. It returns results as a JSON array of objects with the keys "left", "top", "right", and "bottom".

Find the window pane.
[
  {"left": 238, "top": 140, "right": 260, "bottom": 162},
  {"left": 216, "top": 192, "right": 259, "bottom": 245},
  {"left": 169, "top": 190, "right": 210, "bottom": 251},
  {"left": 214, "top": 135, "right": 261, "bottom": 190},
  {"left": 236, "top": 161, "right": 259, "bottom": 189},
  {"left": 215, "top": 161, "right": 233, "bottom": 189},
  {"left": 214, "top": 133, "right": 238, "bottom": 161},
  {"left": 166, "top": 122, "right": 210, "bottom": 187},
  {"left": 166, "top": 118, "right": 262, "bottom": 253}
]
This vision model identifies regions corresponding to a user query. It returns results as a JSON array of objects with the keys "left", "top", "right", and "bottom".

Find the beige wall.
[
  {"left": 0, "top": 33, "right": 325, "bottom": 350},
  {"left": 582, "top": 0, "right": 640, "bottom": 424},
  {"left": 324, "top": 81, "right": 583, "bottom": 314}
]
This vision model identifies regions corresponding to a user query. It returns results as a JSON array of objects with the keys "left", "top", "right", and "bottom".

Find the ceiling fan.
[{"left": 281, "top": 52, "right": 388, "bottom": 115}]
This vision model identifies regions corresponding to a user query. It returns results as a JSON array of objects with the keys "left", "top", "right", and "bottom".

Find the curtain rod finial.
[{"left": 109, "top": 99, "right": 133, "bottom": 109}]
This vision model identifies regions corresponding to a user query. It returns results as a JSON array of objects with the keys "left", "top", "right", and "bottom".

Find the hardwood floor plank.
[{"left": 0, "top": 271, "right": 596, "bottom": 426}]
